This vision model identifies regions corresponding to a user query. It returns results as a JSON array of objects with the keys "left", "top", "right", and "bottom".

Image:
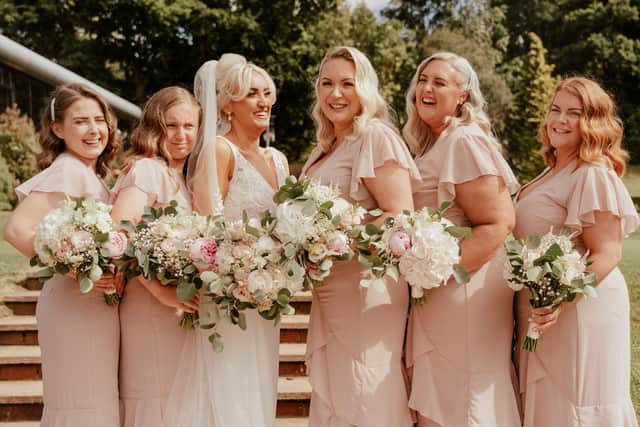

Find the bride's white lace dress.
[{"left": 165, "top": 137, "right": 288, "bottom": 427}]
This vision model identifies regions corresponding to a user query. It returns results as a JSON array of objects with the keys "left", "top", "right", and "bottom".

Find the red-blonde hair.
[{"left": 540, "top": 77, "right": 628, "bottom": 176}]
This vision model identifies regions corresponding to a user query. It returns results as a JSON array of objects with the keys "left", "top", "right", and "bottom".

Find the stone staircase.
[{"left": 0, "top": 286, "right": 312, "bottom": 426}]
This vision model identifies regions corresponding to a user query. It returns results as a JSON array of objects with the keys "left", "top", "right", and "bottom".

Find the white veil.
[
  {"left": 186, "top": 59, "right": 224, "bottom": 216},
  {"left": 164, "top": 60, "right": 222, "bottom": 426}
]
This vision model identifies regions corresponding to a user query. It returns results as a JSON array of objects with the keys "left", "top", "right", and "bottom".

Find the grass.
[
  {"left": 624, "top": 165, "right": 640, "bottom": 198},
  {"left": 0, "top": 177, "right": 639, "bottom": 412}
]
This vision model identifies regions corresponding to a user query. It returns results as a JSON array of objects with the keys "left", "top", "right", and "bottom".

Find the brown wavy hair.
[
  {"left": 122, "top": 86, "right": 201, "bottom": 174},
  {"left": 38, "top": 83, "right": 121, "bottom": 177},
  {"left": 540, "top": 77, "right": 628, "bottom": 176}
]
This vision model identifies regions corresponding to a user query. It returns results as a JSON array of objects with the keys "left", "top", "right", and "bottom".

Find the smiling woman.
[{"left": 2, "top": 83, "right": 122, "bottom": 427}]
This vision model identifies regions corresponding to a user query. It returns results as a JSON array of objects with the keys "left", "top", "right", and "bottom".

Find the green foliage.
[
  {"left": 0, "top": 105, "right": 39, "bottom": 184},
  {"left": 0, "top": 154, "right": 14, "bottom": 211},
  {"left": 503, "top": 33, "right": 557, "bottom": 182}
]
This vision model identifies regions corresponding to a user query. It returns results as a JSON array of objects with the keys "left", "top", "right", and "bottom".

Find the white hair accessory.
[{"left": 50, "top": 97, "right": 56, "bottom": 122}]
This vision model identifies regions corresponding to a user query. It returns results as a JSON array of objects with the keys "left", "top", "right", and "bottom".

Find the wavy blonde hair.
[
  {"left": 403, "top": 52, "right": 495, "bottom": 155},
  {"left": 216, "top": 53, "right": 277, "bottom": 135},
  {"left": 540, "top": 77, "right": 628, "bottom": 176},
  {"left": 122, "top": 86, "right": 201, "bottom": 174},
  {"left": 311, "top": 46, "right": 393, "bottom": 151},
  {"left": 38, "top": 83, "right": 120, "bottom": 177}
]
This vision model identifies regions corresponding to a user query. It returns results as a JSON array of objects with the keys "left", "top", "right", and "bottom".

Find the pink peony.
[
  {"left": 103, "top": 231, "right": 128, "bottom": 259},
  {"left": 189, "top": 238, "right": 217, "bottom": 271},
  {"left": 389, "top": 231, "right": 411, "bottom": 257},
  {"left": 326, "top": 231, "right": 350, "bottom": 255}
]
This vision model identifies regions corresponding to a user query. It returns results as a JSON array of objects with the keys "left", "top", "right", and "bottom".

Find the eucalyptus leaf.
[
  {"left": 209, "top": 333, "right": 224, "bottom": 353},
  {"left": 79, "top": 277, "right": 94, "bottom": 293},
  {"left": 453, "top": 266, "right": 470, "bottom": 284},
  {"left": 526, "top": 234, "right": 541, "bottom": 249},
  {"left": 177, "top": 281, "right": 197, "bottom": 301}
]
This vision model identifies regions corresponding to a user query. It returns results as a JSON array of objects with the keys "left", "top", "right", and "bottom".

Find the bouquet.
[
  {"left": 32, "top": 197, "right": 127, "bottom": 305},
  {"left": 504, "top": 230, "right": 597, "bottom": 352},
  {"left": 118, "top": 201, "right": 220, "bottom": 329},
  {"left": 356, "top": 202, "right": 470, "bottom": 304},
  {"left": 198, "top": 213, "right": 304, "bottom": 352},
  {"left": 270, "top": 176, "right": 365, "bottom": 289}
]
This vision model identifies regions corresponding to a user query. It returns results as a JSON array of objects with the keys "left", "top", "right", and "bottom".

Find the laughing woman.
[
  {"left": 404, "top": 52, "right": 521, "bottom": 427},
  {"left": 301, "top": 46, "right": 421, "bottom": 427},
  {"left": 110, "top": 86, "right": 201, "bottom": 426},
  {"left": 3, "top": 83, "right": 121, "bottom": 426},
  {"left": 513, "top": 77, "right": 639, "bottom": 427}
]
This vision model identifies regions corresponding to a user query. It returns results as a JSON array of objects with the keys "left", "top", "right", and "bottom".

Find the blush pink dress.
[
  {"left": 407, "top": 123, "right": 521, "bottom": 427},
  {"left": 15, "top": 152, "right": 120, "bottom": 427},
  {"left": 513, "top": 160, "right": 639, "bottom": 427},
  {"left": 111, "top": 158, "right": 191, "bottom": 427},
  {"left": 301, "top": 119, "right": 421, "bottom": 427}
]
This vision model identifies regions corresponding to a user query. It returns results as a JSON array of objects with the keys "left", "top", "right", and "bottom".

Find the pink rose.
[
  {"left": 326, "top": 231, "right": 350, "bottom": 255},
  {"left": 189, "top": 238, "right": 217, "bottom": 271},
  {"left": 389, "top": 231, "right": 411, "bottom": 257},
  {"left": 232, "top": 285, "right": 252, "bottom": 302},
  {"left": 160, "top": 239, "right": 178, "bottom": 255},
  {"left": 70, "top": 230, "right": 93, "bottom": 250},
  {"left": 103, "top": 231, "right": 128, "bottom": 259}
]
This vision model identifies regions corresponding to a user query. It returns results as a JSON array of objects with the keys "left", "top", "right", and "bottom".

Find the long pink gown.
[
  {"left": 514, "top": 160, "right": 639, "bottom": 427},
  {"left": 301, "top": 119, "right": 421, "bottom": 427},
  {"left": 15, "top": 152, "right": 120, "bottom": 427},
  {"left": 111, "top": 158, "right": 191, "bottom": 427},
  {"left": 407, "top": 123, "right": 521, "bottom": 427}
]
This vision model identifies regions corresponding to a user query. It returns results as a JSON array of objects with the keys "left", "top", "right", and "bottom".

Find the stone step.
[
  {"left": 0, "top": 317, "right": 37, "bottom": 346},
  {"left": 0, "top": 313, "right": 310, "bottom": 345},
  {"left": 0, "top": 377, "right": 311, "bottom": 421},
  {"left": 0, "top": 344, "right": 306, "bottom": 381},
  {"left": 2, "top": 290, "right": 312, "bottom": 316}
]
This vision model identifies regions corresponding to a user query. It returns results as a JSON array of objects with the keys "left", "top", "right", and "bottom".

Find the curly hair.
[
  {"left": 311, "top": 46, "right": 393, "bottom": 151},
  {"left": 38, "top": 83, "right": 120, "bottom": 177},
  {"left": 540, "top": 77, "right": 628, "bottom": 177},
  {"left": 122, "top": 86, "right": 201, "bottom": 174},
  {"left": 403, "top": 52, "right": 495, "bottom": 155}
]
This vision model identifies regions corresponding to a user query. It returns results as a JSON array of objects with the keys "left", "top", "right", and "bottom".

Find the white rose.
[
  {"left": 308, "top": 243, "right": 329, "bottom": 263},
  {"left": 274, "top": 202, "right": 313, "bottom": 245},
  {"left": 247, "top": 270, "right": 274, "bottom": 293},
  {"left": 255, "top": 235, "right": 276, "bottom": 254}
]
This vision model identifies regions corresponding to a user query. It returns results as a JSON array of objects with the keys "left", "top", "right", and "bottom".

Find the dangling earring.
[{"left": 226, "top": 112, "right": 232, "bottom": 122}]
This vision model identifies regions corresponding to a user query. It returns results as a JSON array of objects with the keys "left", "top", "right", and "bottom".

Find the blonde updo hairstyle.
[
  {"left": 38, "top": 83, "right": 121, "bottom": 177},
  {"left": 216, "top": 53, "right": 277, "bottom": 135},
  {"left": 122, "top": 86, "right": 201, "bottom": 174},
  {"left": 403, "top": 52, "right": 494, "bottom": 155},
  {"left": 540, "top": 77, "right": 628, "bottom": 176},
  {"left": 312, "top": 46, "right": 393, "bottom": 151}
]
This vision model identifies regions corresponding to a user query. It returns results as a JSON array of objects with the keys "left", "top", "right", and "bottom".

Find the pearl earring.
[{"left": 226, "top": 112, "right": 232, "bottom": 122}]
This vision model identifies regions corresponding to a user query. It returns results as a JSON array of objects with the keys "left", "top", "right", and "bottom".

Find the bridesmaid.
[
  {"left": 3, "top": 83, "right": 121, "bottom": 426},
  {"left": 110, "top": 86, "right": 201, "bottom": 426},
  {"left": 301, "top": 46, "right": 421, "bottom": 426},
  {"left": 514, "top": 77, "right": 639, "bottom": 426},
  {"left": 403, "top": 52, "right": 521, "bottom": 426}
]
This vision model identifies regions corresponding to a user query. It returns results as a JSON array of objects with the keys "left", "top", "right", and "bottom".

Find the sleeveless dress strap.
[{"left": 268, "top": 147, "right": 287, "bottom": 187}]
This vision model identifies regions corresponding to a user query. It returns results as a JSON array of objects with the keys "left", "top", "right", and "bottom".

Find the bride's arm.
[{"left": 191, "top": 139, "right": 234, "bottom": 215}]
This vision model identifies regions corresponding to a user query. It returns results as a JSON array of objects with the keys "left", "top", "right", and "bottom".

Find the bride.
[{"left": 164, "top": 54, "right": 289, "bottom": 426}]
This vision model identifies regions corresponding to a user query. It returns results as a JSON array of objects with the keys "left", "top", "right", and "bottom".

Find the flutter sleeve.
[
  {"left": 112, "top": 158, "right": 180, "bottom": 206},
  {"left": 565, "top": 164, "right": 639, "bottom": 236},
  {"left": 350, "top": 120, "right": 422, "bottom": 202},
  {"left": 437, "top": 125, "right": 519, "bottom": 204},
  {"left": 15, "top": 154, "right": 108, "bottom": 202}
]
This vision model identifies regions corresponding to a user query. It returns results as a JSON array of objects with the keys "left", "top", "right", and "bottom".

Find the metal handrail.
[{"left": 0, "top": 34, "right": 141, "bottom": 120}]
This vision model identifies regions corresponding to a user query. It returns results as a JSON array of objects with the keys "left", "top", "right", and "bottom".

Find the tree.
[
  {"left": 493, "top": 0, "right": 640, "bottom": 163},
  {"left": 503, "top": 33, "right": 557, "bottom": 182}
]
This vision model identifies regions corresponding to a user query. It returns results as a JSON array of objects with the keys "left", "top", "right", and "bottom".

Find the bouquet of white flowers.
[
  {"left": 270, "top": 176, "right": 365, "bottom": 289},
  {"left": 198, "top": 213, "right": 304, "bottom": 352},
  {"left": 118, "top": 201, "right": 220, "bottom": 328},
  {"left": 32, "top": 197, "right": 127, "bottom": 305},
  {"left": 504, "top": 230, "right": 597, "bottom": 352},
  {"left": 356, "top": 202, "right": 470, "bottom": 304}
]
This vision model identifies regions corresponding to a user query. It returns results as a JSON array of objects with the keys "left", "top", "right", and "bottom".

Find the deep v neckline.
[
  {"left": 222, "top": 137, "right": 281, "bottom": 192},
  {"left": 515, "top": 159, "right": 576, "bottom": 203}
]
